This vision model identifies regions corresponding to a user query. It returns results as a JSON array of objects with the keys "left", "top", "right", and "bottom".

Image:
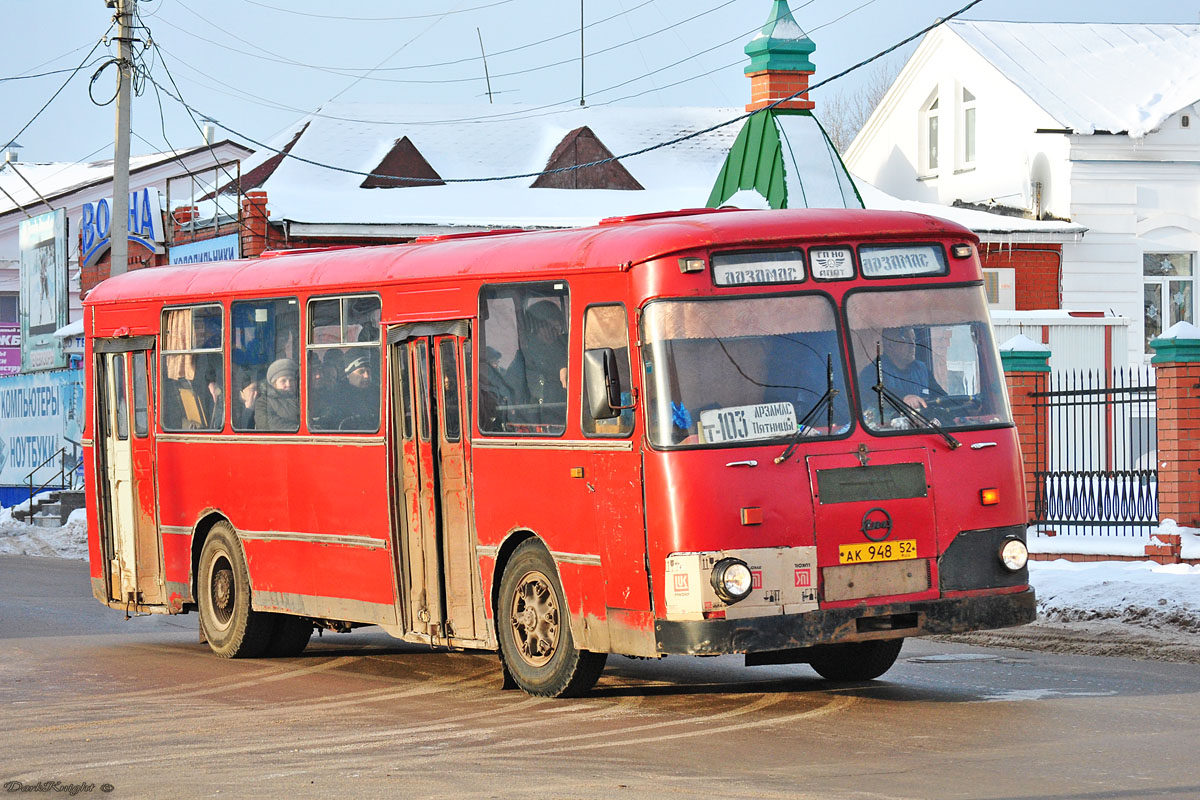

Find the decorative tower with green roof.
[{"left": 708, "top": 0, "right": 862, "bottom": 210}]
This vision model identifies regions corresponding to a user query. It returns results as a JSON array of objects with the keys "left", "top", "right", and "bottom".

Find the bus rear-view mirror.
[{"left": 584, "top": 347, "right": 621, "bottom": 420}]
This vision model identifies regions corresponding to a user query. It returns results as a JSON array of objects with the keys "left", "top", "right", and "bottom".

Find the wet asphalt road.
[{"left": 2, "top": 554, "right": 1198, "bottom": 800}]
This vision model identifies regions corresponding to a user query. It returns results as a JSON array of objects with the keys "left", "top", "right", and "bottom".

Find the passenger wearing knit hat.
[{"left": 267, "top": 358, "right": 298, "bottom": 387}]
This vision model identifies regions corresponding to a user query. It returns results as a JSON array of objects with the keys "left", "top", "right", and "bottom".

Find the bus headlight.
[
  {"left": 998, "top": 538, "right": 1028, "bottom": 572},
  {"left": 710, "top": 558, "right": 753, "bottom": 603}
]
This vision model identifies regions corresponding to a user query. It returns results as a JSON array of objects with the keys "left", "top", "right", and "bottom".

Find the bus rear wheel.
[
  {"left": 198, "top": 521, "right": 276, "bottom": 658},
  {"left": 497, "top": 540, "right": 606, "bottom": 697},
  {"left": 265, "top": 615, "right": 313, "bottom": 657},
  {"left": 807, "top": 639, "right": 904, "bottom": 682}
]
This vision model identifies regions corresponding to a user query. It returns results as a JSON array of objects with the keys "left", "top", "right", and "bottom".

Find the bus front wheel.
[
  {"left": 198, "top": 521, "right": 276, "bottom": 658},
  {"left": 807, "top": 639, "right": 904, "bottom": 682},
  {"left": 497, "top": 540, "right": 606, "bottom": 697}
]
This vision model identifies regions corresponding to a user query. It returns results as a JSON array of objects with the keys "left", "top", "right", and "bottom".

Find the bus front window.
[
  {"left": 640, "top": 295, "right": 851, "bottom": 449},
  {"left": 846, "top": 285, "right": 1012, "bottom": 432}
]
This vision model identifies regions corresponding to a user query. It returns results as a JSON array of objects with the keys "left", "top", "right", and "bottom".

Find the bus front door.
[
  {"left": 391, "top": 331, "right": 485, "bottom": 647},
  {"left": 95, "top": 345, "right": 164, "bottom": 607}
]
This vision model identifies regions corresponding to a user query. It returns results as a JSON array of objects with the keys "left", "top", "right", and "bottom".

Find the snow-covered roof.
[
  {"left": 948, "top": 21, "right": 1200, "bottom": 137},
  {"left": 0, "top": 142, "right": 253, "bottom": 218},
  {"left": 854, "top": 177, "right": 1086, "bottom": 239},
  {"left": 245, "top": 103, "right": 743, "bottom": 229}
]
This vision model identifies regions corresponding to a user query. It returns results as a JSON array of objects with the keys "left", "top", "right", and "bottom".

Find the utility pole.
[
  {"left": 109, "top": 0, "right": 135, "bottom": 277},
  {"left": 579, "top": 0, "right": 585, "bottom": 106}
]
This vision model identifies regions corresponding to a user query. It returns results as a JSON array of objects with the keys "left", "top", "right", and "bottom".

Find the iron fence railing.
[{"left": 1029, "top": 367, "right": 1157, "bottom": 536}]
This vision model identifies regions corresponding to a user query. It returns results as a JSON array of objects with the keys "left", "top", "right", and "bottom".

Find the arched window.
[
  {"left": 962, "top": 87, "right": 976, "bottom": 165},
  {"left": 921, "top": 93, "right": 939, "bottom": 173}
]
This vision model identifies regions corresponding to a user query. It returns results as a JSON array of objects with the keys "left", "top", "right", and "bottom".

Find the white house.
[{"left": 845, "top": 21, "right": 1200, "bottom": 363}]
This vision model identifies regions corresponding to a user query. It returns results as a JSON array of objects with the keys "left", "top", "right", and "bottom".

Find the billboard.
[
  {"left": 0, "top": 369, "right": 84, "bottom": 487},
  {"left": 80, "top": 187, "right": 166, "bottom": 268},
  {"left": 19, "top": 209, "right": 69, "bottom": 372}
]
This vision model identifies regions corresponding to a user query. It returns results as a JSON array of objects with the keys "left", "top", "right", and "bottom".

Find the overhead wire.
[
  {"left": 146, "top": 0, "right": 989, "bottom": 186},
  {"left": 4, "top": 21, "right": 116, "bottom": 152},
  {"left": 155, "top": 0, "right": 740, "bottom": 84},
  {"left": 241, "top": 0, "right": 516, "bottom": 22}
]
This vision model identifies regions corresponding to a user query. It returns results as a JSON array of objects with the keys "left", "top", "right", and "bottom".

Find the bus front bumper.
[{"left": 653, "top": 588, "right": 1036, "bottom": 656}]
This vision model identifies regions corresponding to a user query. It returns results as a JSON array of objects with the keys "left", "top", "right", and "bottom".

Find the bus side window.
[
  {"left": 582, "top": 304, "right": 633, "bottom": 437},
  {"left": 161, "top": 305, "right": 224, "bottom": 432},
  {"left": 307, "top": 295, "right": 381, "bottom": 433},
  {"left": 231, "top": 297, "right": 300, "bottom": 433},
  {"left": 478, "top": 282, "right": 569, "bottom": 436}
]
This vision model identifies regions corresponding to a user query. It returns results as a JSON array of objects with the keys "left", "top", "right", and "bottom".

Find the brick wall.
[
  {"left": 980, "top": 243, "right": 1061, "bottom": 310},
  {"left": 80, "top": 241, "right": 168, "bottom": 296},
  {"left": 1004, "top": 369, "right": 1048, "bottom": 520},
  {"left": 746, "top": 70, "right": 814, "bottom": 111}
]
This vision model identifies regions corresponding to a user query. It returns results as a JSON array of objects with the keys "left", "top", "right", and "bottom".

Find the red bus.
[{"left": 83, "top": 208, "right": 1034, "bottom": 697}]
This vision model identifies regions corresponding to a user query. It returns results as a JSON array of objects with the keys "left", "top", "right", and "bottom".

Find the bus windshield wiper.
[
  {"left": 869, "top": 351, "right": 961, "bottom": 450},
  {"left": 775, "top": 355, "right": 839, "bottom": 465}
]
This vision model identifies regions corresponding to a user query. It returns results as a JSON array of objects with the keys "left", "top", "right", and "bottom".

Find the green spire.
[{"left": 745, "top": 0, "right": 816, "bottom": 75}]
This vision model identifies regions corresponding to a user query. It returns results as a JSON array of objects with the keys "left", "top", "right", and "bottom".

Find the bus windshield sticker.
[
  {"left": 712, "top": 250, "right": 805, "bottom": 287},
  {"left": 859, "top": 245, "right": 946, "bottom": 277},
  {"left": 810, "top": 247, "right": 854, "bottom": 280},
  {"left": 699, "top": 402, "right": 797, "bottom": 444}
]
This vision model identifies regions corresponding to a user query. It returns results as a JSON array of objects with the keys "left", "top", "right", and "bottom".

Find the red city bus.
[{"left": 83, "top": 208, "right": 1034, "bottom": 697}]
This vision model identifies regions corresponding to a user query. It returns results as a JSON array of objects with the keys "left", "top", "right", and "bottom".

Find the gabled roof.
[
  {"left": 239, "top": 102, "right": 741, "bottom": 229},
  {"left": 0, "top": 141, "right": 253, "bottom": 218},
  {"left": 948, "top": 20, "right": 1200, "bottom": 137}
]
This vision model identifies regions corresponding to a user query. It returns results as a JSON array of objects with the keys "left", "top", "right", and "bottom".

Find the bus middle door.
[
  {"left": 95, "top": 341, "right": 164, "bottom": 607},
  {"left": 390, "top": 325, "right": 484, "bottom": 647}
]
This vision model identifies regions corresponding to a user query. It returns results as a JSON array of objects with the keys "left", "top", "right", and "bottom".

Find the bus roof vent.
[{"left": 598, "top": 208, "right": 738, "bottom": 226}]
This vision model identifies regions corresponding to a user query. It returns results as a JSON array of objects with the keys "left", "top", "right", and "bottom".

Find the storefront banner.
[
  {"left": 80, "top": 186, "right": 166, "bottom": 268},
  {"left": 0, "top": 325, "right": 19, "bottom": 376},
  {"left": 0, "top": 369, "right": 84, "bottom": 486},
  {"left": 19, "top": 210, "right": 69, "bottom": 372},
  {"left": 169, "top": 233, "right": 240, "bottom": 265}
]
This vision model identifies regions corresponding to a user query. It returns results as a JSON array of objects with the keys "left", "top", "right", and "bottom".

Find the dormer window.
[
  {"left": 962, "top": 87, "right": 976, "bottom": 165},
  {"left": 921, "top": 95, "right": 939, "bottom": 174}
]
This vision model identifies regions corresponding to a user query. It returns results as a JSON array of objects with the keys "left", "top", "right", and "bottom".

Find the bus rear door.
[
  {"left": 389, "top": 323, "right": 487, "bottom": 647},
  {"left": 94, "top": 339, "right": 165, "bottom": 607}
]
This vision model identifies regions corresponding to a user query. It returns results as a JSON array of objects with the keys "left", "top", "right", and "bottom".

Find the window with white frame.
[
  {"left": 922, "top": 96, "right": 940, "bottom": 173},
  {"left": 961, "top": 87, "right": 976, "bottom": 165},
  {"left": 1143, "top": 252, "right": 1195, "bottom": 352}
]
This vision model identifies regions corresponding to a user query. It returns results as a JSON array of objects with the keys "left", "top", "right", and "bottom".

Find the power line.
[
  {"left": 146, "top": 0, "right": 989, "bottom": 186},
  {"left": 154, "top": 0, "right": 740, "bottom": 85},
  {"left": 241, "top": 0, "right": 516, "bottom": 22},
  {"left": 4, "top": 23, "right": 116, "bottom": 153}
]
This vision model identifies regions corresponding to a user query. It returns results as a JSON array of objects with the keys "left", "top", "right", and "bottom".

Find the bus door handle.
[
  {"left": 970, "top": 442, "right": 997, "bottom": 450},
  {"left": 725, "top": 460, "right": 758, "bottom": 468}
]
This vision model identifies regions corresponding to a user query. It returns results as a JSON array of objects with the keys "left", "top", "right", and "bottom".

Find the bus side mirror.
[{"left": 584, "top": 348, "right": 622, "bottom": 420}]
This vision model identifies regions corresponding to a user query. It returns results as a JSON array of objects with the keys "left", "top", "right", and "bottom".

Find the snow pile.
[
  {"left": 1031, "top": 559, "right": 1200, "bottom": 634},
  {"left": 0, "top": 506, "right": 88, "bottom": 560}
]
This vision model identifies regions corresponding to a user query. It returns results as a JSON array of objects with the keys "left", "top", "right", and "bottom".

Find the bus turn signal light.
[{"left": 980, "top": 488, "right": 999, "bottom": 506}]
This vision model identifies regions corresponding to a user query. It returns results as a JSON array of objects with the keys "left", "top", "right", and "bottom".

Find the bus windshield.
[
  {"left": 641, "top": 295, "right": 851, "bottom": 448},
  {"left": 846, "top": 285, "right": 1012, "bottom": 432}
]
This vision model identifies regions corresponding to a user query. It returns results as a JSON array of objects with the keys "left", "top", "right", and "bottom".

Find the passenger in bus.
[
  {"left": 338, "top": 353, "right": 379, "bottom": 429},
  {"left": 858, "top": 326, "right": 945, "bottom": 410},
  {"left": 478, "top": 345, "right": 518, "bottom": 429},
  {"left": 253, "top": 358, "right": 300, "bottom": 431},
  {"left": 307, "top": 353, "right": 340, "bottom": 429},
  {"left": 510, "top": 300, "right": 567, "bottom": 422}
]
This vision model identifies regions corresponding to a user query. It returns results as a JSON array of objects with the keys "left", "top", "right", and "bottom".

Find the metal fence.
[{"left": 1029, "top": 367, "right": 1158, "bottom": 536}]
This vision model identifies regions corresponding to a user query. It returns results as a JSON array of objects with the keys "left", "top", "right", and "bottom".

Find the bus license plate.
[{"left": 838, "top": 540, "right": 917, "bottom": 565}]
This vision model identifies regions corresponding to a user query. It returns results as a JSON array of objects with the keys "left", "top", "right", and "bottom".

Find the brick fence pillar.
[
  {"left": 1150, "top": 324, "right": 1200, "bottom": 530},
  {"left": 1000, "top": 335, "right": 1051, "bottom": 524}
]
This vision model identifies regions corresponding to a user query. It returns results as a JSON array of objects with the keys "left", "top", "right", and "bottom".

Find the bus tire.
[
  {"left": 807, "top": 639, "right": 904, "bottom": 682},
  {"left": 197, "top": 521, "right": 276, "bottom": 658},
  {"left": 497, "top": 540, "right": 606, "bottom": 697},
  {"left": 265, "top": 615, "right": 313, "bottom": 657}
]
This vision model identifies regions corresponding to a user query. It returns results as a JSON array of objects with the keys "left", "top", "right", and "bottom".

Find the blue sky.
[{"left": 2, "top": 0, "right": 1194, "bottom": 165}]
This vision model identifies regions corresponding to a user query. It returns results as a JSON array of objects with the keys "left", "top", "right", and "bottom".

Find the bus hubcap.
[
  {"left": 211, "top": 564, "right": 235, "bottom": 626},
  {"left": 510, "top": 571, "right": 559, "bottom": 668}
]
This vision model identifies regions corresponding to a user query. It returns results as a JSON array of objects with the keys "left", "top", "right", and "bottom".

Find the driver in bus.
[{"left": 858, "top": 326, "right": 945, "bottom": 410}]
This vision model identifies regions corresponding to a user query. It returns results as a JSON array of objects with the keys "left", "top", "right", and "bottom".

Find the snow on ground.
[{"left": 3, "top": 506, "right": 1199, "bottom": 649}]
